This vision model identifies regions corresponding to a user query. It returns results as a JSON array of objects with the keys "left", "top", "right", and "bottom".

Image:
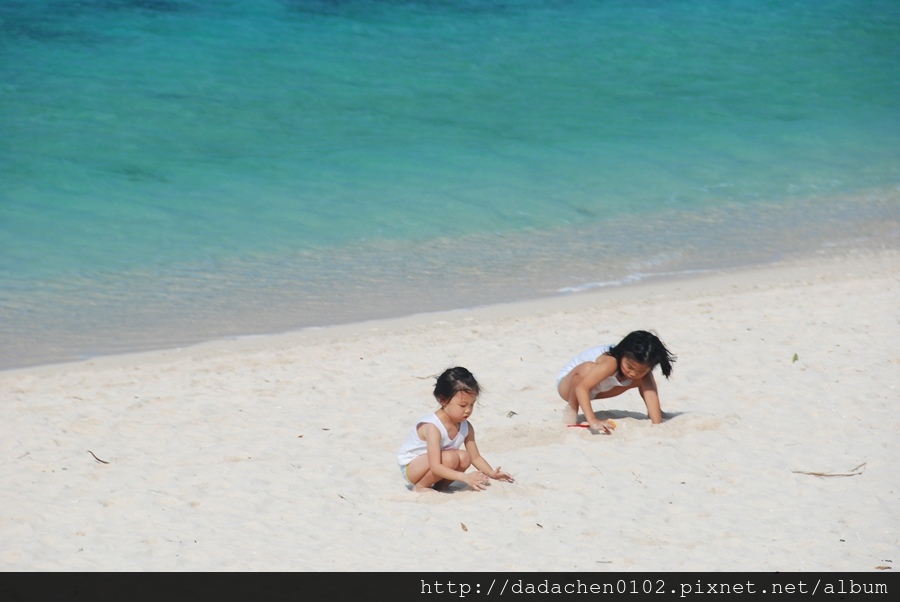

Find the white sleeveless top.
[
  {"left": 397, "top": 412, "right": 469, "bottom": 467},
  {"left": 589, "top": 373, "right": 632, "bottom": 398},
  {"left": 557, "top": 344, "right": 632, "bottom": 398}
]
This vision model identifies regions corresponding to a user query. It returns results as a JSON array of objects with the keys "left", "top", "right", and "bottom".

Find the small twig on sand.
[
  {"left": 87, "top": 450, "right": 110, "bottom": 464},
  {"left": 792, "top": 462, "right": 865, "bottom": 478}
]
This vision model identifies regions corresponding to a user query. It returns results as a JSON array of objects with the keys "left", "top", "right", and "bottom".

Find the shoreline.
[
  {"left": 3, "top": 185, "right": 897, "bottom": 372},
  {"left": 2, "top": 247, "right": 897, "bottom": 570},
  {"left": 6, "top": 246, "right": 896, "bottom": 377}
]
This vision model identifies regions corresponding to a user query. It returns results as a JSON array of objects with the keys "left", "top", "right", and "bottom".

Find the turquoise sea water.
[{"left": 2, "top": 0, "right": 899, "bottom": 369}]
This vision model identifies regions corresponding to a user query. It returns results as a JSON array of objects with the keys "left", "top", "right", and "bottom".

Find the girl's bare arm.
[
  {"left": 464, "top": 426, "right": 514, "bottom": 482},
  {"left": 638, "top": 372, "right": 663, "bottom": 423},
  {"left": 421, "top": 425, "right": 467, "bottom": 482}
]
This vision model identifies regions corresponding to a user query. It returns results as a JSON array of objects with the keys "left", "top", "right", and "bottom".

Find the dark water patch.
[
  {"left": 115, "top": 164, "right": 170, "bottom": 183},
  {"left": 0, "top": 0, "right": 191, "bottom": 45},
  {"left": 70, "top": 0, "right": 191, "bottom": 15},
  {"left": 0, "top": 7, "right": 108, "bottom": 45},
  {"left": 278, "top": 0, "right": 518, "bottom": 19},
  {"left": 125, "top": 0, "right": 188, "bottom": 13}
]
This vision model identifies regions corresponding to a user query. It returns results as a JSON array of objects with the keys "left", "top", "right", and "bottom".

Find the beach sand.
[{"left": 1, "top": 249, "right": 897, "bottom": 572}]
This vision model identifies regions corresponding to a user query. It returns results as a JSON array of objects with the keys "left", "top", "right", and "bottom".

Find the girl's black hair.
[
  {"left": 434, "top": 366, "right": 481, "bottom": 402},
  {"left": 608, "top": 330, "right": 676, "bottom": 379}
]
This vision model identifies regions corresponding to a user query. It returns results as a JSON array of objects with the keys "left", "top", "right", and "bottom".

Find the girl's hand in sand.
[
  {"left": 463, "top": 471, "right": 490, "bottom": 491},
  {"left": 490, "top": 467, "right": 515, "bottom": 483},
  {"left": 588, "top": 419, "right": 616, "bottom": 434}
]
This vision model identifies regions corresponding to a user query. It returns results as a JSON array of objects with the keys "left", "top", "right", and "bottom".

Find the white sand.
[{"left": 1, "top": 249, "right": 897, "bottom": 571}]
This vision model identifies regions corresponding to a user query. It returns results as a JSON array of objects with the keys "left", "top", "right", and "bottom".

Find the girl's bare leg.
[
  {"left": 562, "top": 403, "right": 577, "bottom": 425},
  {"left": 407, "top": 450, "right": 471, "bottom": 492},
  {"left": 558, "top": 365, "right": 588, "bottom": 424}
]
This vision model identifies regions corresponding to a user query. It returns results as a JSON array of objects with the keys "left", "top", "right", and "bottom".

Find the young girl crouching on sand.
[
  {"left": 397, "top": 367, "right": 514, "bottom": 492},
  {"left": 557, "top": 330, "right": 676, "bottom": 433}
]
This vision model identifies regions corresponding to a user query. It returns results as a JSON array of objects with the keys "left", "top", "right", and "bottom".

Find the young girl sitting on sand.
[
  {"left": 557, "top": 330, "right": 676, "bottom": 433},
  {"left": 397, "top": 366, "right": 514, "bottom": 492}
]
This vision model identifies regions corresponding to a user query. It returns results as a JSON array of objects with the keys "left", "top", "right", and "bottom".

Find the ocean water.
[{"left": 1, "top": 0, "right": 898, "bottom": 369}]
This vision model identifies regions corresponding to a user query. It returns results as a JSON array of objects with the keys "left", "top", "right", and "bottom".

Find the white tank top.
[
  {"left": 397, "top": 412, "right": 469, "bottom": 467},
  {"left": 557, "top": 344, "right": 632, "bottom": 398}
]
